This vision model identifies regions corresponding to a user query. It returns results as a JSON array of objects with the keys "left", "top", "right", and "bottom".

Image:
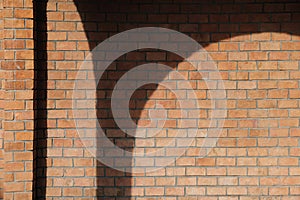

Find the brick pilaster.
[{"left": 2, "top": 0, "right": 34, "bottom": 199}]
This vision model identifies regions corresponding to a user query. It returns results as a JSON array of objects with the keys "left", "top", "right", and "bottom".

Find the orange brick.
[
  {"left": 177, "top": 177, "right": 196, "bottom": 185},
  {"left": 252, "top": 33, "right": 271, "bottom": 41},
  {"left": 238, "top": 61, "right": 256, "bottom": 70},
  {"left": 240, "top": 42, "right": 259, "bottom": 50},
  {"left": 258, "top": 61, "right": 277, "bottom": 70},
  {"left": 257, "top": 100, "right": 276, "bottom": 108},
  {"left": 56, "top": 42, "right": 76, "bottom": 50},
  {"left": 229, "top": 52, "right": 247, "bottom": 60},
  {"left": 3, "top": 122, "right": 24, "bottom": 131},
  {"left": 52, "top": 158, "right": 73, "bottom": 167},
  {"left": 63, "top": 188, "right": 82, "bottom": 196},
  {"left": 249, "top": 52, "right": 268, "bottom": 60},
  {"left": 238, "top": 138, "right": 257, "bottom": 147},
  {"left": 56, "top": 22, "right": 76, "bottom": 31},
  {"left": 4, "top": 182, "right": 24, "bottom": 192},
  {"left": 145, "top": 187, "right": 164, "bottom": 196},
  {"left": 186, "top": 187, "right": 205, "bottom": 195},
  {"left": 238, "top": 81, "right": 256, "bottom": 89},
  {"left": 196, "top": 158, "right": 215, "bottom": 166},
  {"left": 238, "top": 158, "right": 256, "bottom": 166},
  {"left": 278, "top": 80, "right": 298, "bottom": 89},
  {"left": 207, "top": 187, "right": 226, "bottom": 195},
  {"left": 282, "top": 41, "right": 300, "bottom": 50},
  {"left": 5, "top": 162, "right": 25, "bottom": 172},
  {"left": 227, "top": 187, "right": 247, "bottom": 195},
  {"left": 165, "top": 187, "right": 184, "bottom": 196},
  {"left": 258, "top": 81, "right": 277, "bottom": 89},
  {"left": 48, "top": 32, "right": 67, "bottom": 40},
  {"left": 269, "top": 187, "right": 289, "bottom": 195},
  {"left": 47, "top": 12, "right": 64, "bottom": 21},
  {"left": 260, "top": 42, "right": 280, "bottom": 50},
  {"left": 217, "top": 158, "right": 236, "bottom": 166},
  {"left": 14, "top": 152, "right": 32, "bottom": 161},
  {"left": 249, "top": 71, "right": 268, "bottom": 80},
  {"left": 270, "top": 52, "right": 290, "bottom": 60},
  {"left": 14, "top": 9, "right": 33, "bottom": 18}
]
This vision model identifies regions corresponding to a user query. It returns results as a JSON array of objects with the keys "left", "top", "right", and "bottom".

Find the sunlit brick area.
[{"left": 0, "top": 0, "right": 299, "bottom": 199}]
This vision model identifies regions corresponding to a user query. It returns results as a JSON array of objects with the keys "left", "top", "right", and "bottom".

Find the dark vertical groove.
[{"left": 33, "top": 0, "right": 48, "bottom": 199}]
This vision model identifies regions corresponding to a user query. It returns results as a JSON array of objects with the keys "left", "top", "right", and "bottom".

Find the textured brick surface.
[
  {"left": 1, "top": 0, "right": 300, "bottom": 199},
  {"left": 1, "top": 0, "right": 34, "bottom": 199}
]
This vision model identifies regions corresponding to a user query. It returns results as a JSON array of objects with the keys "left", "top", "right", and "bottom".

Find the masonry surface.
[{"left": 0, "top": 0, "right": 300, "bottom": 199}]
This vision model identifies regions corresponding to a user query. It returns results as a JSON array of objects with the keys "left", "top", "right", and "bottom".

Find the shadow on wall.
[
  {"left": 73, "top": 0, "right": 300, "bottom": 198},
  {"left": 33, "top": 0, "right": 48, "bottom": 199},
  {"left": 33, "top": 0, "right": 300, "bottom": 199},
  {"left": 94, "top": 49, "right": 186, "bottom": 198}
]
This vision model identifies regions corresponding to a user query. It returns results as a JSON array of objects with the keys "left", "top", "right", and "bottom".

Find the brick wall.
[{"left": 2, "top": 0, "right": 300, "bottom": 199}]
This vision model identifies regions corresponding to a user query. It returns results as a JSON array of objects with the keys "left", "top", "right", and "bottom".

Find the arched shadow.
[
  {"left": 72, "top": 0, "right": 299, "bottom": 199},
  {"left": 33, "top": 0, "right": 300, "bottom": 199}
]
